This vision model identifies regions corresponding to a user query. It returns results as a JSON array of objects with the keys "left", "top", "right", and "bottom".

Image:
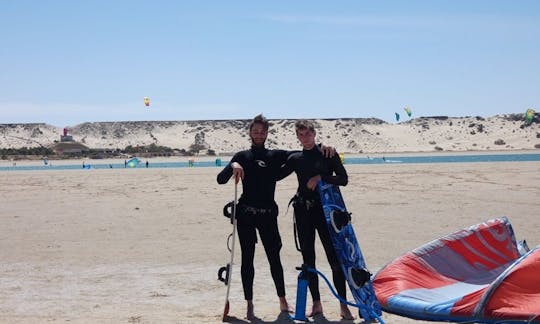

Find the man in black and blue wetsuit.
[
  {"left": 217, "top": 114, "right": 334, "bottom": 320},
  {"left": 278, "top": 119, "right": 354, "bottom": 320}
]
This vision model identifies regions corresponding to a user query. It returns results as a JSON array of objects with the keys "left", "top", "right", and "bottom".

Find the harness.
[
  {"left": 223, "top": 201, "right": 276, "bottom": 221},
  {"left": 242, "top": 205, "right": 274, "bottom": 215},
  {"left": 288, "top": 193, "right": 319, "bottom": 252},
  {"left": 224, "top": 202, "right": 278, "bottom": 245}
]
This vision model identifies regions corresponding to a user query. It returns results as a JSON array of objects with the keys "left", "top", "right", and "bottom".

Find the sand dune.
[{"left": 1, "top": 114, "right": 539, "bottom": 154}]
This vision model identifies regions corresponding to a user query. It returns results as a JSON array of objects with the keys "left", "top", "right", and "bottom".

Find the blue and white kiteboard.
[{"left": 317, "top": 180, "right": 383, "bottom": 321}]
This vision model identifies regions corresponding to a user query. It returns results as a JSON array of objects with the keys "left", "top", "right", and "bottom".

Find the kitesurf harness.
[
  {"left": 288, "top": 193, "right": 320, "bottom": 252},
  {"left": 288, "top": 194, "right": 354, "bottom": 249}
]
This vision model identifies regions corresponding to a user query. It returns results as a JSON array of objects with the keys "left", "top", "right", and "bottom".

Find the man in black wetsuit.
[
  {"left": 217, "top": 114, "right": 290, "bottom": 320},
  {"left": 279, "top": 119, "right": 354, "bottom": 320},
  {"left": 217, "top": 114, "right": 334, "bottom": 320}
]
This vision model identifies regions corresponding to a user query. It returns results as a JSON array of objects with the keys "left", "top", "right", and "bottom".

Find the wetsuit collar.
[
  {"left": 251, "top": 145, "right": 267, "bottom": 153},
  {"left": 302, "top": 145, "right": 320, "bottom": 153}
]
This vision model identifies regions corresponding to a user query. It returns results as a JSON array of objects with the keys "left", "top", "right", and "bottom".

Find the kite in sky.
[
  {"left": 525, "top": 108, "right": 535, "bottom": 123},
  {"left": 404, "top": 106, "right": 412, "bottom": 117}
]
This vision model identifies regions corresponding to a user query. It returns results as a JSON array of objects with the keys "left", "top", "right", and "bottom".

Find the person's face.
[
  {"left": 296, "top": 128, "right": 316, "bottom": 149},
  {"left": 250, "top": 123, "right": 268, "bottom": 147}
]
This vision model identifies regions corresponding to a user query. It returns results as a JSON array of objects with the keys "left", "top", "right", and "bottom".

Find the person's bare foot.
[
  {"left": 340, "top": 303, "right": 355, "bottom": 320},
  {"left": 279, "top": 296, "right": 293, "bottom": 313},
  {"left": 307, "top": 300, "right": 323, "bottom": 317},
  {"left": 246, "top": 300, "right": 255, "bottom": 321}
]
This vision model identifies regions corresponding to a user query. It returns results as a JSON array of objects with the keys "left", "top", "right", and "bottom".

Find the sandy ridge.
[{"left": 1, "top": 114, "right": 539, "bottom": 154}]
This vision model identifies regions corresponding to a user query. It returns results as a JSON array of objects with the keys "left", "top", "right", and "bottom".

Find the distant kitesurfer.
[{"left": 278, "top": 119, "right": 354, "bottom": 320}]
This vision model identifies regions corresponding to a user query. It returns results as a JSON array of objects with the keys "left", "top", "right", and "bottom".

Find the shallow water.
[{"left": 1, "top": 153, "right": 539, "bottom": 171}]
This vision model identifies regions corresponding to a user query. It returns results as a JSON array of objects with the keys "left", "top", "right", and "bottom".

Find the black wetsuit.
[
  {"left": 217, "top": 146, "right": 291, "bottom": 300},
  {"left": 279, "top": 145, "right": 348, "bottom": 302}
]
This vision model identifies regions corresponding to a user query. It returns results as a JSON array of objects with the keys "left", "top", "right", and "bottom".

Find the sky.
[{"left": 1, "top": 0, "right": 539, "bottom": 127}]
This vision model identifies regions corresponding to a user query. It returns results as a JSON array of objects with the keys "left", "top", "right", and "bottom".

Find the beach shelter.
[{"left": 373, "top": 217, "right": 540, "bottom": 323}]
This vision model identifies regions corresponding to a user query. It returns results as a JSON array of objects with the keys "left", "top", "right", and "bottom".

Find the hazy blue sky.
[{"left": 2, "top": 0, "right": 539, "bottom": 126}]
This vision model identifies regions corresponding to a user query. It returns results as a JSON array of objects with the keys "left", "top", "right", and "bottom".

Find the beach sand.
[{"left": 1, "top": 161, "right": 539, "bottom": 323}]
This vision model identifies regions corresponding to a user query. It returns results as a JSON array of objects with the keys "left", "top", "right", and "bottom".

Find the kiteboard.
[
  {"left": 317, "top": 180, "right": 383, "bottom": 321},
  {"left": 217, "top": 183, "right": 238, "bottom": 321}
]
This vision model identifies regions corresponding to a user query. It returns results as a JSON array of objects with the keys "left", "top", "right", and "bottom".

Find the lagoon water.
[
  {"left": 346, "top": 153, "right": 540, "bottom": 164},
  {"left": 1, "top": 153, "right": 539, "bottom": 171}
]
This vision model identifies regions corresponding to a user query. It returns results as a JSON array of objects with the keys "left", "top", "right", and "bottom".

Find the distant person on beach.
[
  {"left": 124, "top": 160, "right": 127, "bottom": 168},
  {"left": 217, "top": 114, "right": 335, "bottom": 320},
  {"left": 82, "top": 161, "right": 85, "bottom": 169},
  {"left": 278, "top": 119, "right": 354, "bottom": 320},
  {"left": 145, "top": 161, "right": 149, "bottom": 168}
]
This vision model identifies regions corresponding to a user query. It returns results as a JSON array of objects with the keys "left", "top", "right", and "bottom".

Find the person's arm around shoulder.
[
  {"left": 319, "top": 143, "right": 336, "bottom": 158},
  {"left": 321, "top": 152, "right": 348, "bottom": 186},
  {"left": 277, "top": 152, "right": 296, "bottom": 181}
]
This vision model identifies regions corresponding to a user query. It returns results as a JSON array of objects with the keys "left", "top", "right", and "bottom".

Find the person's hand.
[
  {"left": 320, "top": 144, "right": 336, "bottom": 158},
  {"left": 231, "top": 162, "right": 244, "bottom": 184},
  {"left": 307, "top": 175, "right": 321, "bottom": 191}
]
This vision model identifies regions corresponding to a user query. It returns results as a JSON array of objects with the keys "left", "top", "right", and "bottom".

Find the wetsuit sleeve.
[
  {"left": 274, "top": 149, "right": 300, "bottom": 164},
  {"left": 277, "top": 154, "right": 295, "bottom": 181},
  {"left": 216, "top": 153, "right": 239, "bottom": 184},
  {"left": 285, "top": 149, "right": 300, "bottom": 157},
  {"left": 321, "top": 154, "right": 348, "bottom": 186}
]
